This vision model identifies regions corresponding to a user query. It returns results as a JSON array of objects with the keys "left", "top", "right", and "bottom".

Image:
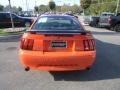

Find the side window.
[
  {"left": 5, "top": 13, "right": 10, "bottom": 19},
  {"left": 0, "top": 14, "right": 6, "bottom": 19},
  {"left": 0, "top": 14, "right": 2, "bottom": 19},
  {"left": 117, "top": 13, "right": 120, "bottom": 16},
  {"left": 12, "top": 14, "right": 17, "bottom": 19},
  {"left": 3, "top": 13, "right": 17, "bottom": 19}
]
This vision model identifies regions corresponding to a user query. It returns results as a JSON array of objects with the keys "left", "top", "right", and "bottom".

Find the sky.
[{"left": 0, "top": 0, "right": 80, "bottom": 10}]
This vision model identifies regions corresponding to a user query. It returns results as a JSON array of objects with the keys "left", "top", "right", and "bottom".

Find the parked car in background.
[
  {"left": 64, "top": 13, "right": 78, "bottom": 19},
  {"left": 89, "top": 16, "right": 100, "bottom": 27},
  {"left": 0, "top": 12, "right": 34, "bottom": 28},
  {"left": 109, "top": 13, "right": 120, "bottom": 32},
  {"left": 84, "top": 16, "right": 100, "bottom": 27},
  {"left": 19, "top": 13, "right": 96, "bottom": 71},
  {"left": 98, "top": 12, "right": 114, "bottom": 28},
  {"left": 83, "top": 16, "right": 92, "bottom": 25}
]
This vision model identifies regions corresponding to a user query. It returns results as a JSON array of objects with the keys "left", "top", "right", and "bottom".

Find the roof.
[{"left": 0, "top": 12, "right": 10, "bottom": 14}]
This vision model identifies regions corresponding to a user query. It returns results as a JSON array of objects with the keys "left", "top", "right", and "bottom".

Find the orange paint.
[
  {"left": 19, "top": 33, "right": 96, "bottom": 71},
  {"left": 19, "top": 14, "right": 96, "bottom": 71}
]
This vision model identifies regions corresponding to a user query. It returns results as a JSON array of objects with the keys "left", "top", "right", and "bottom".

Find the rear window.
[
  {"left": 32, "top": 16, "right": 82, "bottom": 31},
  {"left": 102, "top": 14, "right": 114, "bottom": 16}
]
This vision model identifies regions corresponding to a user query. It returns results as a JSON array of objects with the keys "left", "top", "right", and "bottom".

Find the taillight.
[
  {"left": 20, "top": 38, "right": 34, "bottom": 50},
  {"left": 108, "top": 16, "right": 112, "bottom": 24},
  {"left": 83, "top": 39, "right": 95, "bottom": 51}
]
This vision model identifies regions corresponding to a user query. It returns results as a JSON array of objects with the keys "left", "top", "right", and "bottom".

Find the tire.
[
  {"left": 113, "top": 24, "right": 120, "bottom": 32},
  {"left": 96, "top": 24, "right": 100, "bottom": 28},
  {"left": 25, "top": 22, "right": 31, "bottom": 27},
  {"left": 97, "top": 23, "right": 101, "bottom": 28},
  {"left": 105, "top": 27, "right": 110, "bottom": 30},
  {"left": 89, "top": 23, "right": 93, "bottom": 27},
  {"left": 94, "top": 22, "right": 99, "bottom": 28},
  {"left": 110, "top": 27, "right": 114, "bottom": 31},
  {"left": 89, "top": 22, "right": 95, "bottom": 27}
]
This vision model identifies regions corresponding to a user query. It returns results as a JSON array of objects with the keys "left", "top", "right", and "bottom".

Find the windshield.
[{"left": 32, "top": 16, "right": 81, "bottom": 31}]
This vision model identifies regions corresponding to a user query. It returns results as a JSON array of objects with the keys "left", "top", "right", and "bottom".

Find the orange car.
[{"left": 19, "top": 13, "right": 96, "bottom": 71}]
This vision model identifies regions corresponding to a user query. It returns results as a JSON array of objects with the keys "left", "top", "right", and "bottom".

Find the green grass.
[{"left": 0, "top": 29, "right": 22, "bottom": 36}]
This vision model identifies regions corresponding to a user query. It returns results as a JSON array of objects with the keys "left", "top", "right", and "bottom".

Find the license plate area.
[{"left": 51, "top": 40, "right": 67, "bottom": 48}]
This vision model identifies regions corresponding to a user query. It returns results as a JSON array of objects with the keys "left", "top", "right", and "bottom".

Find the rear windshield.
[
  {"left": 102, "top": 14, "right": 114, "bottom": 16},
  {"left": 32, "top": 16, "right": 82, "bottom": 31}
]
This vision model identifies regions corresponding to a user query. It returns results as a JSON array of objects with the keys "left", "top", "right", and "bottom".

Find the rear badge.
[{"left": 51, "top": 41, "right": 67, "bottom": 48}]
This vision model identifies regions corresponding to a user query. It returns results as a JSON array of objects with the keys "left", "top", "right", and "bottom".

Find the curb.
[{"left": 0, "top": 34, "right": 22, "bottom": 41}]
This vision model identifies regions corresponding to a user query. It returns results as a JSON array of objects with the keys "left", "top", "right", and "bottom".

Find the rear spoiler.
[{"left": 26, "top": 30, "right": 91, "bottom": 35}]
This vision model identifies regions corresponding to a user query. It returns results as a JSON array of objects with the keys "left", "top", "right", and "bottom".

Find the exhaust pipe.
[
  {"left": 86, "top": 67, "right": 91, "bottom": 71},
  {"left": 25, "top": 67, "right": 30, "bottom": 71}
]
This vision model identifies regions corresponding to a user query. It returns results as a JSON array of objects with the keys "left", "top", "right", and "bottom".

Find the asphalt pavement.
[{"left": 0, "top": 25, "right": 120, "bottom": 90}]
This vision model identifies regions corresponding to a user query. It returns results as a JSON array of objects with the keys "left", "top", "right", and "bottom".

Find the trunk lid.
[{"left": 22, "top": 32, "right": 93, "bottom": 52}]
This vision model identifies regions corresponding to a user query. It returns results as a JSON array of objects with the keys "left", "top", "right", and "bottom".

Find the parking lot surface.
[{"left": 0, "top": 25, "right": 120, "bottom": 90}]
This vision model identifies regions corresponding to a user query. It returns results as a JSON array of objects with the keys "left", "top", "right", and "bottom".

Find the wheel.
[
  {"left": 105, "top": 27, "right": 111, "bottom": 30},
  {"left": 89, "top": 22, "right": 94, "bottom": 27},
  {"left": 110, "top": 27, "right": 114, "bottom": 31},
  {"left": 89, "top": 23, "right": 93, "bottom": 27},
  {"left": 95, "top": 23, "right": 100, "bottom": 28},
  {"left": 113, "top": 24, "right": 120, "bottom": 32},
  {"left": 25, "top": 22, "right": 30, "bottom": 27},
  {"left": 93, "top": 22, "right": 99, "bottom": 28},
  {"left": 97, "top": 23, "right": 101, "bottom": 28}
]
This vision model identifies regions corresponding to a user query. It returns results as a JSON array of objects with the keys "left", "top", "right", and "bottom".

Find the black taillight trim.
[
  {"left": 83, "top": 39, "right": 95, "bottom": 51},
  {"left": 20, "top": 38, "right": 34, "bottom": 50},
  {"left": 91, "top": 39, "right": 95, "bottom": 50}
]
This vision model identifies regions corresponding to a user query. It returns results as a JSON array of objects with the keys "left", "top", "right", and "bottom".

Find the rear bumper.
[
  {"left": 99, "top": 23, "right": 110, "bottom": 27},
  {"left": 20, "top": 50, "right": 96, "bottom": 71}
]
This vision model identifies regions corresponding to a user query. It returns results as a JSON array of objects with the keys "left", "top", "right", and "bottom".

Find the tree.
[
  {"left": 4, "top": 5, "right": 18, "bottom": 13},
  {"left": 87, "top": 0, "right": 118, "bottom": 15},
  {"left": 0, "top": 5, "right": 4, "bottom": 11},
  {"left": 80, "top": 0, "right": 91, "bottom": 10},
  {"left": 71, "top": 5, "right": 82, "bottom": 14},
  {"left": 39, "top": 5, "right": 49, "bottom": 13},
  {"left": 34, "top": 6, "right": 39, "bottom": 12},
  {"left": 56, "top": 6, "right": 61, "bottom": 12},
  {"left": 49, "top": 0, "right": 56, "bottom": 11},
  {"left": 18, "top": 6, "right": 22, "bottom": 12},
  {"left": 61, "top": 4, "right": 71, "bottom": 12}
]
